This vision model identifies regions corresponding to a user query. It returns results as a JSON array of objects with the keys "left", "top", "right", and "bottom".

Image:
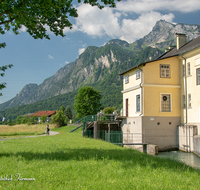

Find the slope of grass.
[
  {"left": 0, "top": 126, "right": 199, "bottom": 189},
  {"left": 0, "top": 124, "right": 56, "bottom": 138}
]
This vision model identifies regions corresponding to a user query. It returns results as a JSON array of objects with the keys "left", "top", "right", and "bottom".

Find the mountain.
[{"left": 1, "top": 20, "right": 200, "bottom": 119}]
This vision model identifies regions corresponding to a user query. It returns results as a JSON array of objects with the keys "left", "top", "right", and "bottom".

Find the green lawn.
[{"left": 0, "top": 126, "right": 199, "bottom": 190}]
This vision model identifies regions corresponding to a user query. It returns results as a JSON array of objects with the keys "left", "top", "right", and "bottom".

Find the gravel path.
[{"left": 0, "top": 131, "right": 59, "bottom": 141}]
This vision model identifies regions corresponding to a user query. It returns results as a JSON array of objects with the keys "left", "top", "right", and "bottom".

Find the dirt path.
[{"left": 0, "top": 131, "right": 59, "bottom": 141}]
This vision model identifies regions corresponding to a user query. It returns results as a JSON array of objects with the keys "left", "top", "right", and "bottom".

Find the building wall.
[
  {"left": 123, "top": 68, "right": 142, "bottom": 90},
  {"left": 143, "top": 86, "right": 181, "bottom": 117},
  {"left": 122, "top": 88, "right": 141, "bottom": 117},
  {"left": 194, "top": 135, "right": 200, "bottom": 157},
  {"left": 177, "top": 125, "right": 197, "bottom": 152},
  {"left": 180, "top": 48, "right": 200, "bottom": 129},
  {"left": 121, "top": 116, "right": 143, "bottom": 144},
  {"left": 121, "top": 116, "right": 181, "bottom": 151},
  {"left": 143, "top": 57, "right": 180, "bottom": 85},
  {"left": 142, "top": 116, "right": 181, "bottom": 150}
]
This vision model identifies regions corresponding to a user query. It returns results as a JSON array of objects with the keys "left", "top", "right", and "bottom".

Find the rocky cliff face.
[
  {"left": 1, "top": 20, "right": 200, "bottom": 110},
  {"left": 134, "top": 20, "right": 200, "bottom": 50}
]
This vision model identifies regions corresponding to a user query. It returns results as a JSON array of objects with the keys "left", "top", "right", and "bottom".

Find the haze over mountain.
[{"left": 0, "top": 20, "right": 200, "bottom": 119}]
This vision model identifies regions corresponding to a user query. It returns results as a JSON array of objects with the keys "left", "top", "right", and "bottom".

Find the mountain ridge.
[{"left": 1, "top": 20, "right": 200, "bottom": 118}]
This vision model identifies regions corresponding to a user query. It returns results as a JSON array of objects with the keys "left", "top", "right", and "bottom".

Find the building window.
[
  {"left": 188, "top": 94, "right": 191, "bottom": 108},
  {"left": 136, "top": 70, "right": 140, "bottom": 79},
  {"left": 197, "top": 68, "right": 200, "bottom": 85},
  {"left": 160, "top": 64, "right": 170, "bottom": 78},
  {"left": 161, "top": 94, "right": 171, "bottom": 112},
  {"left": 125, "top": 75, "right": 129, "bottom": 84},
  {"left": 187, "top": 62, "right": 191, "bottom": 76},
  {"left": 182, "top": 64, "right": 185, "bottom": 77},
  {"left": 136, "top": 95, "right": 140, "bottom": 112},
  {"left": 183, "top": 95, "right": 186, "bottom": 108}
]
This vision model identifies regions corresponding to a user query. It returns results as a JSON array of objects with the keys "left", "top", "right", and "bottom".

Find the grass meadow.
[
  {"left": 0, "top": 125, "right": 200, "bottom": 189},
  {"left": 0, "top": 124, "right": 56, "bottom": 139}
]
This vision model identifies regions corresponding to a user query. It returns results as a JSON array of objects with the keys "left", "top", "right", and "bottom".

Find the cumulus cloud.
[
  {"left": 74, "top": 4, "right": 121, "bottom": 37},
  {"left": 116, "top": 0, "right": 200, "bottom": 13},
  {"left": 65, "top": 61, "right": 69, "bottom": 64},
  {"left": 120, "top": 12, "right": 174, "bottom": 43},
  {"left": 19, "top": 25, "right": 26, "bottom": 32},
  {"left": 48, "top": 55, "right": 54, "bottom": 59},
  {"left": 61, "top": 0, "right": 200, "bottom": 43},
  {"left": 78, "top": 48, "right": 85, "bottom": 55}
]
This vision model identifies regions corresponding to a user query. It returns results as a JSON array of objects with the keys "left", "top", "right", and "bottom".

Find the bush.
[
  {"left": 103, "top": 107, "right": 116, "bottom": 114},
  {"left": 51, "top": 110, "right": 68, "bottom": 128}
]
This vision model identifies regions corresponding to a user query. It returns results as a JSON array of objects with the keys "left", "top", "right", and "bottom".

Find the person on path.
[{"left": 46, "top": 124, "right": 50, "bottom": 135}]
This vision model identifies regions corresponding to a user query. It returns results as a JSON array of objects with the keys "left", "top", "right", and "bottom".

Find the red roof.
[{"left": 29, "top": 111, "right": 56, "bottom": 117}]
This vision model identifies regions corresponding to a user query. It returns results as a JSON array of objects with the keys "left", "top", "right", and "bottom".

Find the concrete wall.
[
  {"left": 142, "top": 116, "right": 181, "bottom": 151},
  {"left": 177, "top": 125, "right": 197, "bottom": 152},
  {"left": 121, "top": 116, "right": 180, "bottom": 151},
  {"left": 194, "top": 135, "right": 200, "bottom": 157}
]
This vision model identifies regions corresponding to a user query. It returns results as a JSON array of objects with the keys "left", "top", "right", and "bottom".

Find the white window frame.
[
  {"left": 160, "top": 93, "right": 172, "bottom": 112},
  {"left": 136, "top": 70, "right": 140, "bottom": 80},
  {"left": 160, "top": 64, "right": 170, "bottom": 78},
  {"left": 125, "top": 75, "right": 129, "bottom": 84},
  {"left": 136, "top": 94, "right": 140, "bottom": 112}
]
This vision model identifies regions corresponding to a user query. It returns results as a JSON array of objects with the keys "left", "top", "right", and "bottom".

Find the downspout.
[
  {"left": 137, "top": 65, "right": 143, "bottom": 116},
  {"left": 181, "top": 54, "right": 188, "bottom": 151}
]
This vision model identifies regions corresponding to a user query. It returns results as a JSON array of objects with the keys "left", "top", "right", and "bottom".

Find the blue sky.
[{"left": 1, "top": 0, "right": 200, "bottom": 103}]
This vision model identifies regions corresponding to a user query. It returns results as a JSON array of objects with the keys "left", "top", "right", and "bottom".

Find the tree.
[
  {"left": 74, "top": 86, "right": 101, "bottom": 118},
  {"left": 40, "top": 115, "right": 47, "bottom": 123},
  {"left": 60, "top": 105, "right": 65, "bottom": 113},
  {"left": 51, "top": 106, "right": 68, "bottom": 127},
  {"left": 0, "top": 0, "right": 119, "bottom": 94},
  {"left": 65, "top": 106, "right": 73, "bottom": 119},
  {"left": 103, "top": 107, "right": 116, "bottom": 114}
]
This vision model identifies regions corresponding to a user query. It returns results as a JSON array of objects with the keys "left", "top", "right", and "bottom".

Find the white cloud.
[
  {"left": 48, "top": 55, "right": 54, "bottom": 59},
  {"left": 60, "top": 0, "right": 199, "bottom": 43},
  {"left": 65, "top": 61, "right": 69, "bottom": 64},
  {"left": 78, "top": 48, "right": 85, "bottom": 55},
  {"left": 19, "top": 25, "right": 26, "bottom": 32},
  {"left": 116, "top": 0, "right": 200, "bottom": 13},
  {"left": 120, "top": 12, "right": 174, "bottom": 43},
  {"left": 68, "top": 4, "right": 121, "bottom": 37}
]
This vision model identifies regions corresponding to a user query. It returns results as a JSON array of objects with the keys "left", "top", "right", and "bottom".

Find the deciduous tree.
[
  {"left": 65, "top": 106, "right": 73, "bottom": 119},
  {"left": 74, "top": 86, "right": 101, "bottom": 118}
]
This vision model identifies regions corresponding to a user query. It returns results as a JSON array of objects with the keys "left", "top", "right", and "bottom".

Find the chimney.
[{"left": 176, "top": 33, "right": 187, "bottom": 50}]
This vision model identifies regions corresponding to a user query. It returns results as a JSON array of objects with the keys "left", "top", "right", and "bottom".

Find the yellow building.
[{"left": 120, "top": 33, "right": 200, "bottom": 151}]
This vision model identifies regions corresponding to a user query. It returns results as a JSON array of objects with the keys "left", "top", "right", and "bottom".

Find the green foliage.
[
  {"left": 65, "top": 106, "right": 73, "bottom": 119},
  {"left": 16, "top": 115, "right": 23, "bottom": 124},
  {"left": 103, "top": 107, "right": 116, "bottom": 114},
  {"left": 21, "top": 115, "right": 29, "bottom": 124},
  {"left": 60, "top": 105, "right": 65, "bottom": 113},
  {"left": 51, "top": 108, "right": 68, "bottom": 128},
  {"left": 40, "top": 115, "right": 47, "bottom": 123},
  {"left": 74, "top": 86, "right": 101, "bottom": 118},
  {"left": 0, "top": 64, "right": 13, "bottom": 95}
]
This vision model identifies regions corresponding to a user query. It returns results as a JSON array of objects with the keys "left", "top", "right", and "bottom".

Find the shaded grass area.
[
  {"left": 0, "top": 126, "right": 199, "bottom": 189},
  {"left": 0, "top": 124, "right": 56, "bottom": 138}
]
